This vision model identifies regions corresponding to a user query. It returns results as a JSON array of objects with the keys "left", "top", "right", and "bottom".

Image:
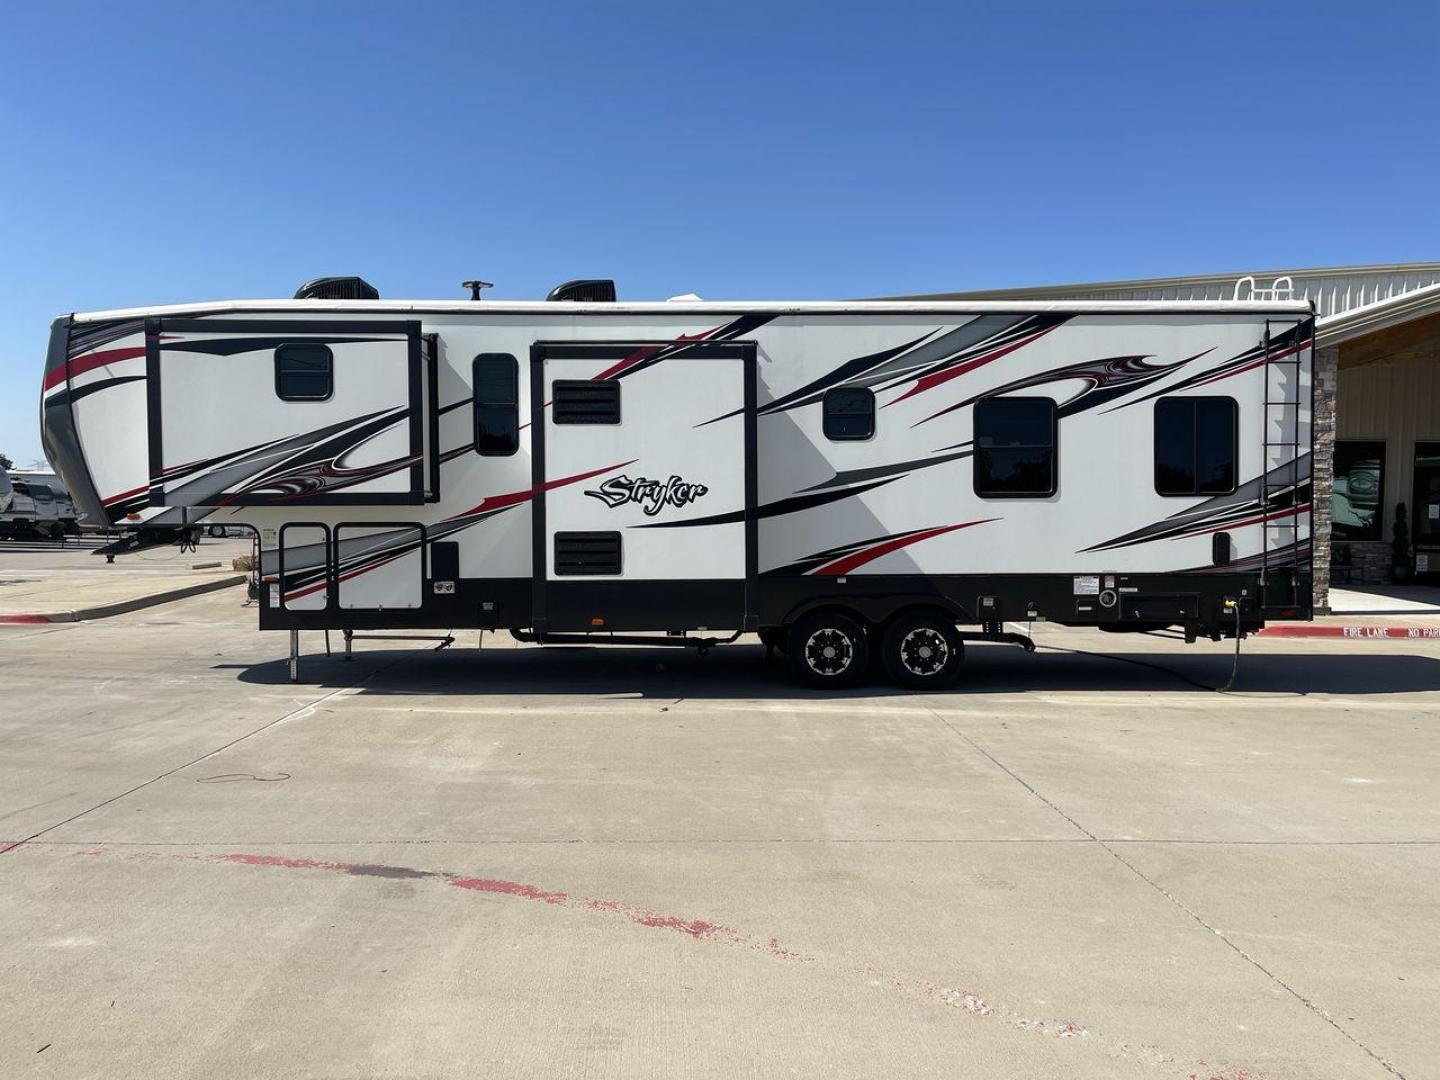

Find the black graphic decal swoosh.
[
  {"left": 695, "top": 331, "right": 938, "bottom": 427},
  {"left": 797, "top": 447, "right": 975, "bottom": 493},
  {"left": 163, "top": 336, "right": 396, "bottom": 356},
  {"left": 1120, "top": 321, "right": 1311, "bottom": 409},
  {"left": 1082, "top": 455, "right": 1312, "bottom": 552},
  {"left": 48, "top": 374, "right": 147, "bottom": 407},
  {"left": 915, "top": 351, "right": 1210, "bottom": 427},
  {"left": 633, "top": 477, "right": 899, "bottom": 529}
]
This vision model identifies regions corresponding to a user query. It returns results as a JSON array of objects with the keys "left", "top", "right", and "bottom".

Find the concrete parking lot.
[
  {"left": 0, "top": 537, "right": 249, "bottom": 621},
  {"left": 2, "top": 582, "right": 1438, "bottom": 1079}
]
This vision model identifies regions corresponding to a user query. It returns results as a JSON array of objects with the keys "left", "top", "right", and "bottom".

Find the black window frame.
[
  {"left": 274, "top": 342, "right": 335, "bottom": 402},
  {"left": 822, "top": 386, "right": 876, "bottom": 441},
  {"left": 972, "top": 396, "right": 1059, "bottom": 499},
  {"left": 1153, "top": 396, "right": 1239, "bottom": 497},
  {"left": 1332, "top": 439, "right": 1386, "bottom": 542},
  {"left": 552, "top": 379, "right": 622, "bottom": 425},
  {"left": 473, "top": 353, "right": 520, "bottom": 457}
]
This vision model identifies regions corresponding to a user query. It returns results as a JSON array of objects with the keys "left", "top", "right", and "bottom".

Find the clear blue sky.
[{"left": 3, "top": 1, "right": 1437, "bottom": 463}]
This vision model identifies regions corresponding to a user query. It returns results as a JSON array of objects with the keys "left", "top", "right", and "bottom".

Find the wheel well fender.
[{"left": 876, "top": 603, "right": 963, "bottom": 635}]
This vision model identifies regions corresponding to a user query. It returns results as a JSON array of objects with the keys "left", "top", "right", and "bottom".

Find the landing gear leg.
[
  {"left": 343, "top": 629, "right": 354, "bottom": 661},
  {"left": 289, "top": 629, "right": 300, "bottom": 683}
]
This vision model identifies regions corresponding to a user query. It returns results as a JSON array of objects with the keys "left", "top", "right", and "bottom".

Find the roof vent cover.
[
  {"left": 294, "top": 276, "right": 380, "bottom": 301},
  {"left": 546, "top": 279, "right": 617, "bottom": 303}
]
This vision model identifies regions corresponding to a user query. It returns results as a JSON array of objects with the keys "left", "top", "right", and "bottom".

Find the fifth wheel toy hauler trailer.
[{"left": 40, "top": 278, "right": 1314, "bottom": 688}]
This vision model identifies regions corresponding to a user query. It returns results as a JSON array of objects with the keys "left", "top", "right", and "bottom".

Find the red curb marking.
[
  {"left": 1259, "top": 625, "right": 1440, "bottom": 639},
  {"left": 0, "top": 614, "right": 55, "bottom": 625}
]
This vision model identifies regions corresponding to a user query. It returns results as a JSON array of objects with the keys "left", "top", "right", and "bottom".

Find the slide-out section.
[
  {"left": 148, "top": 318, "right": 429, "bottom": 507},
  {"left": 532, "top": 341, "right": 756, "bottom": 633}
]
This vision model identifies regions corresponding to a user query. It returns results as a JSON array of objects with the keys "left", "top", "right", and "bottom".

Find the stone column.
[{"left": 1311, "top": 344, "right": 1339, "bottom": 613}]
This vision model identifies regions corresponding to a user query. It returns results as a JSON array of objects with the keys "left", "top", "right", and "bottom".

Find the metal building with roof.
[{"left": 901, "top": 263, "right": 1440, "bottom": 609}]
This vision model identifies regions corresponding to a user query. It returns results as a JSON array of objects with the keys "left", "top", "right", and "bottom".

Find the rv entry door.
[{"left": 531, "top": 341, "right": 757, "bottom": 634}]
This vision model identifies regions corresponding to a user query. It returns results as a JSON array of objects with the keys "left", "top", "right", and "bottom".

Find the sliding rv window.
[
  {"left": 275, "top": 343, "right": 334, "bottom": 401},
  {"left": 473, "top": 353, "right": 519, "bottom": 456},
  {"left": 973, "top": 397, "right": 1057, "bottom": 497},
  {"left": 1154, "top": 397, "right": 1237, "bottom": 496},
  {"left": 823, "top": 387, "right": 875, "bottom": 440}
]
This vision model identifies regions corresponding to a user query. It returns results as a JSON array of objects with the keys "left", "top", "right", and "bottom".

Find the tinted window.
[
  {"left": 1333, "top": 440, "right": 1385, "bottom": 541},
  {"left": 974, "top": 397, "right": 1057, "bottom": 497},
  {"left": 823, "top": 387, "right": 875, "bottom": 440},
  {"left": 275, "top": 343, "right": 333, "bottom": 401},
  {"left": 473, "top": 353, "right": 519, "bottom": 455},
  {"left": 1155, "top": 397, "right": 1237, "bottom": 495}
]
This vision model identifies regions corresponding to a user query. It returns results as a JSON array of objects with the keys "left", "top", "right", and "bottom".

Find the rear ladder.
[{"left": 1259, "top": 319, "right": 1307, "bottom": 614}]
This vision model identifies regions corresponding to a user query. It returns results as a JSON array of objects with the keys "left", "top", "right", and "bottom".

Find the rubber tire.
[
  {"left": 209, "top": 524, "right": 226, "bottom": 538},
  {"left": 881, "top": 612, "right": 964, "bottom": 690},
  {"left": 788, "top": 611, "right": 869, "bottom": 689}
]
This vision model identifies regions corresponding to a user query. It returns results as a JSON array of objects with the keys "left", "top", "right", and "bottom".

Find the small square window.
[
  {"left": 823, "top": 387, "right": 875, "bottom": 440},
  {"left": 275, "top": 343, "right": 333, "bottom": 401}
]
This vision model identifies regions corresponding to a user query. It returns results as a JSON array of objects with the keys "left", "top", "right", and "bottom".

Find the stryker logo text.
[{"left": 585, "top": 474, "right": 709, "bottom": 516}]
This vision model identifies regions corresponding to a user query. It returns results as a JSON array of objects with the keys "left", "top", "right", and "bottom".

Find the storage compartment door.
[
  {"left": 279, "top": 524, "right": 330, "bottom": 611},
  {"left": 533, "top": 341, "right": 755, "bottom": 632},
  {"left": 335, "top": 523, "right": 425, "bottom": 610},
  {"left": 150, "top": 319, "right": 425, "bottom": 506}
]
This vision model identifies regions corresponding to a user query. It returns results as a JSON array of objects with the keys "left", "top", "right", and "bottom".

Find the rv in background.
[
  {"left": 1, "top": 476, "right": 61, "bottom": 539},
  {"left": 0, "top": 468, "right": 12, "bottom": 514},
  {"left": 0, "top": 469, "right": 81, "bottom": 539},
  {"left": 41, "top": 277, "right": 1314, "bottom": 687}
]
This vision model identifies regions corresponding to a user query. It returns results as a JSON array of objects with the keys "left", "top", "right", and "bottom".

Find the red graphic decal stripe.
[
  {"left": 44, "top": 345, "right": 148, "bottom": 391},
  {"left": 595, "top": 345, "right": 663, "bottom": 381},
  {"left": 102, "top": 483, "right": 150, "bottom": 507},
  {"left": 283, "top": 577, "right": 332, "bottom": 602},
  {"left": 446, "top": 459, "right": 638, "bottom": 521},
  {"left": 1186, "top": 355, "right": 1267, "bottom": 388},
  {"left": 283, "top": 546, "right": 409, "bottom": 603},
  {"left": 593, "top": 326, "right": 719, "bottom": 380},
  {"left": 812, "top": 519, "right": 998, "bottom": 576},
  {"left": 1188, "top": 503, "right": 1310, "bottom": 537},
  {"left": 886, "top": 327, "right": 1057, "bottom": 407}
]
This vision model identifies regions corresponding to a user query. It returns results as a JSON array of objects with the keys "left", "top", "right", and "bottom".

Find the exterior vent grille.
[
  {"left": 546, "top": 279, "right": 617, "bottom": 302},
  {"left": 555, "top": 532, "right": 622, "bottom": 576},
  {"left": 552, "top": 380, "right": 620, "bottom": 424},
  {"left": 293, "top": 276, "right": 380, "bottom": 301}
]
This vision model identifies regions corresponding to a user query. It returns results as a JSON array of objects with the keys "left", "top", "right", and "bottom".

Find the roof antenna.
[{"left": 461, "top": 279, "right": 493, "bottom": 301}]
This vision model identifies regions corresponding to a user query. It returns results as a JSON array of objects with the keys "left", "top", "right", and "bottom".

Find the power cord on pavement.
[{"left": 1023, "top": 600, "right": 1300, "bottom": 696}]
